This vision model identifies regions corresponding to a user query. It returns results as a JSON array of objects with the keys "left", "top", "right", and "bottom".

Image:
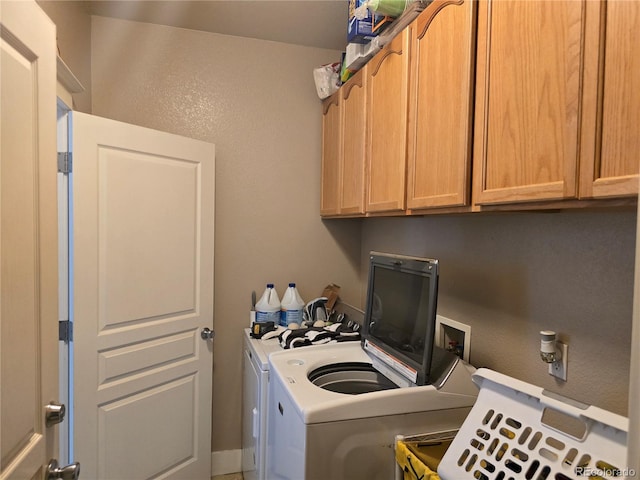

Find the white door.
[
  {"left": 71, "top": 112, "right": 215, "bottom": 480},
  {"left": 0, "top": 2, "right": 59, "bottom": 479}
]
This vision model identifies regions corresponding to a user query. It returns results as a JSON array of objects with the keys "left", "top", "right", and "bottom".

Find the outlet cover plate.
[
  {"left": 549, "top": 342, "right": 568, "bottom": 381},
  {"left": 435, "top": 315, "right": 471, "bottom": 363}
]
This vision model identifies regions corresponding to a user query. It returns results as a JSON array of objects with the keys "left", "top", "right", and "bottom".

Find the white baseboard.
[{"left": 211, "top": 449, "right": 242, "bottom": 476}]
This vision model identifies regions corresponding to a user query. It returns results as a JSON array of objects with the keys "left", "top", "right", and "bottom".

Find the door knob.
[
  {"left": 201, "top": 327, "right": 215, "bottom": 340},
  {"left": 46, "top": 459, "right": 80, "bottom": 480},
  {"left": 45, "top": 403, "right": 66, "bottom": 427}
]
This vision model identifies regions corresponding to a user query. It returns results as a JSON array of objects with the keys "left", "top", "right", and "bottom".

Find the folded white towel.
[{"left": 261, "top": 325, "right": 285, "bottom": 341}]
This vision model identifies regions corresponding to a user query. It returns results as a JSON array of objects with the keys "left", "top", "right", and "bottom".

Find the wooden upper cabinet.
[
  {"left": 579, "top": 0, "right": 640, "bottom": 199},
  {"left": 340, "top": 69, "right": 367, "bottom": 215},
  {"left": 407, "top": 0, "right": 476, "bottom": 210},
  {"left": 366, "top": 27, "right": 411, "bottom": 213},
  {"left": 473, "top": 0, "right": 585, "bottom": 206},
  {"left": 321, "top": 0, "right": 637, "bottom": 218},
  {"left": 320, "top": 92, "right": 341, "bottom": 216}
]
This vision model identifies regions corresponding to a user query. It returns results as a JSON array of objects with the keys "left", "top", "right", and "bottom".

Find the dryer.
[
  {"left": 265, "top": 252, "right": 479, "bottom": 480},
  {"left": 242, "top": 329, "right": 283, "bottom": 480}
]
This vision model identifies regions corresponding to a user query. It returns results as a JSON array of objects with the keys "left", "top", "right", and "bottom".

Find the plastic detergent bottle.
[
  {"left": 255, "top": 284, "right": 281, "bottom": 324},
  {"left": 280, "top": 283, "right": 304, "bottom": 327}
]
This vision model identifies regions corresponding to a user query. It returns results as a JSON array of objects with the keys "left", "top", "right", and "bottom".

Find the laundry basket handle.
[{"left": 472, "top": 368, "right": 628, "bottom": 433}]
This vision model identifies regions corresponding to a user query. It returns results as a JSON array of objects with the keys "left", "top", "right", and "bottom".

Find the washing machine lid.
[{"left": 361, "top": 252, "right": 439, "bottom": 386}]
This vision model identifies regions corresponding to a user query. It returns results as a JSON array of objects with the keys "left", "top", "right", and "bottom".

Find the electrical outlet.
[{"left": 549, "top": 342, "right": 568, "bottom": 381}]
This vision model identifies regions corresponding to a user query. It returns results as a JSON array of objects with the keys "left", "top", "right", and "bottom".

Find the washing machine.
[{"left": 265, "top": 252, "right": 480, "bottom": 480}]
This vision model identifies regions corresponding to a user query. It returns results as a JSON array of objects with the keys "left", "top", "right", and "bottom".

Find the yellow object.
[
  {"left": 395, "top": 439, "right": 452, "bottom": 480},
  {"left": 340, "top": 64, "right": 355, "bottom": 83}
]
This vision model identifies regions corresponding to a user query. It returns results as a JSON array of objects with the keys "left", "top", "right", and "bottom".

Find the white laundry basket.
[{"left": 438, "top": 368, "right": 629, "bottom": 480}]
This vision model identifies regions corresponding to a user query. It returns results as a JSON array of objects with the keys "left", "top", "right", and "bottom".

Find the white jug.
[
  {"left": 255, "top": 284, "right": 281, "bottom": 324},
  {"left": 280, "top": 283, "right": 304, "bottom": 327}
]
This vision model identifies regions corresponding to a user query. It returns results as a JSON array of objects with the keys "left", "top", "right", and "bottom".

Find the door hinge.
[
  {"left": 59, "top": 320, "right": 73, "bottom": 342},
  {"left": 57, "top": 152, "right": 72, "bottom": 174}
]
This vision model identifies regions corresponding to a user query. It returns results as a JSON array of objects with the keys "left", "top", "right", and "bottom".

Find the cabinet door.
[
  {"left": 473, "top": 0, "right": 585, "bottom": 205},
  {"left": 320, "top": 93, "right": 341, "bottom": 216},
  {"left": 407, "top": 0, "right": 476, "bottom": 210},
  {"left": 579, "top": 0, "right": 640, "bottom": 199},
  {"left": 340, "top": 69, "right": 367, "bottom": 215},
  {"left": 366, "top": 28, "right": 411, "bottom": 213}
]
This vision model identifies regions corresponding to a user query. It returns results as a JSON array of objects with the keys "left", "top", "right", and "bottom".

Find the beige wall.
[
  {"left": 90, "top": 15, "right": 362, "bottom": 451},
  {"left": 360, "top": 210, "right": 636, "bottom": 416},
  {"left": 34, "top": 0, "right": 637, "bottom": 455},
  {"left": 36, "top": 0, "right": 92, "bottom": 112}
]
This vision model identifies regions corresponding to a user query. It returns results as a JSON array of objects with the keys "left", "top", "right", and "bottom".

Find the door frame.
[{"left": 56, "top": 98, "right": 73, "bottom": 467}]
